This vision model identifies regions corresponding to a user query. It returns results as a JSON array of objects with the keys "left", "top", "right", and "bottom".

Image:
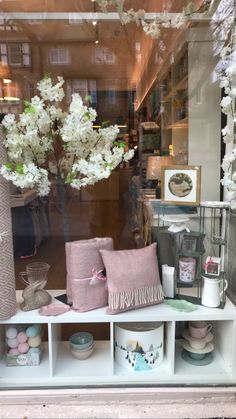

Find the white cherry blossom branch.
[{"left": 91, "top": 0, "right": 214, "bottom": 38}]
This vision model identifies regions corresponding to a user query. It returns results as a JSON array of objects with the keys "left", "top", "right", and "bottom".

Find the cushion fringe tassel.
[{"left": 109, "top": 285, "right": 164, "bottom": 310}]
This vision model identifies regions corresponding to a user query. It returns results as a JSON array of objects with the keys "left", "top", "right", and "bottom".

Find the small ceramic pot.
[
  {"left": 69, "top": 332, "right": 93, "bottom": 350},
  {"left": 70, "top": 341, "right": 94, "bottom": 352},
  {"left": 70, "top": 345, "right": 94, "bottom": 360}
]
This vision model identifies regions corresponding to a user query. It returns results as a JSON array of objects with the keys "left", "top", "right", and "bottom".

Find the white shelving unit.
[{"left": 1, "top": 290, "right": 236, "bottom": 387}]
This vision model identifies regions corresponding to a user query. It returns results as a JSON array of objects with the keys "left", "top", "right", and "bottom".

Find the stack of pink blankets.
[{"left": 65, "top": 237, "right": 113, "bottom": 312}]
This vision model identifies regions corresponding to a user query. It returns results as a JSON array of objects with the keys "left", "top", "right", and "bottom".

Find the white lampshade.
[{"left": 146, "top": 155, "right": 174, "bottom": 180}]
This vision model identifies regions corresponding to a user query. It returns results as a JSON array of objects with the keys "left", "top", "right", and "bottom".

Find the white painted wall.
[{"left": 188, "top": 28, "right": 221, "bottom": 202}]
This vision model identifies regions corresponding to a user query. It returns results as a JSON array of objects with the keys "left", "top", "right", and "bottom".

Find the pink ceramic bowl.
[{"left": 70, "top": 345, "right": 94, "bottom": 360}]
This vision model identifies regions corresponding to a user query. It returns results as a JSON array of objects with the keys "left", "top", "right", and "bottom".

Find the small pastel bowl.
[
  {"left": 70, "top": 345, "right": 94, "bottom": 360},
  {"left": 70, "top": 341, "right": 94, "bottom": 352},
  {"left": 189, "top": 352, "right": 206, "bottom": 361},
  {"left": 69, "top": 332, "right": 93, "bottom": 350}
]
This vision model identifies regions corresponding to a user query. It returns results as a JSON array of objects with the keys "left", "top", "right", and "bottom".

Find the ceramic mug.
[
  {"left": 188, "top": 337, "right": 207, "bottom": 350},
  {"left": 189, "top": 321, "right": 212, "bottom": 339}
]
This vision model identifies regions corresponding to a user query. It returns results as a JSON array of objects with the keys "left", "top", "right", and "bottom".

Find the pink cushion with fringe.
[
  {"left": 66, "top": 237, "right": 113, "bottom": 304},
  {"left": 100, "top": 243, "right": 163, "bottom": 314}
]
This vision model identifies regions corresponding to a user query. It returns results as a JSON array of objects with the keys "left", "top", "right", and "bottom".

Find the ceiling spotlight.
[
  {"left": 95, "top": 39, "right": 99, "bottom": 44},
  {"left": 92, "top": 20, "right": 97, "bottom": 26}
]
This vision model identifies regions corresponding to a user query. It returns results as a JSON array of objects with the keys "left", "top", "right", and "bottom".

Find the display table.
[
  {"left": 0, "top": 290, "right": 236, "bottom": 388},
  {"left": 10, "top": 190, "right": 37, "bottom": 208}
]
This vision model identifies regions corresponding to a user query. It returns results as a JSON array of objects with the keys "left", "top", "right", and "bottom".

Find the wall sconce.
[{"left": 146, "top": 155, "right": 174, "bottom": 198}]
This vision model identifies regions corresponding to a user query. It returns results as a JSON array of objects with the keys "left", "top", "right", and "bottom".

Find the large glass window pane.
[{"left": 0, "top": 0, "right": 236, "bottom": 389}]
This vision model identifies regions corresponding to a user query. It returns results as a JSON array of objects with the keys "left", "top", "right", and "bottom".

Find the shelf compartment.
[
  {"left": 113, "top": 321, "right": 175, "bottom": 379},
  {"left": 0, "top": 342, "right": 50, "bottom": 384},
  {"left": 174, "top": 340, "right": 231, "bottom": 383},
  {"left": 53, "top": 340, "right": 112, "bottom": 378},
  {"left": 177, "top": 279, "right": 201, "bottom": 288}
]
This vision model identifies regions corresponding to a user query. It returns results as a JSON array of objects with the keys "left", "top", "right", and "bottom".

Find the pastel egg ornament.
[
  {"left": 7, "top": 338, "right": 18, "bottom": 349},
  {"left": 18, "top": 342, "right": 29, "bottom": 354},
  {"left": 17, "top": 331, "right": 28, "bottom": 344},
  {"left": 6, "top": 327, "right": 18, "bottom": 339},
  {"left": 9, "top": 348, "right": 20, "bottom": 355},
  {"left": 28, "top": 335, "right": 41, "bottom": 348},
  {"left": 26, "top": 325, "right": 41, "bottom": 338}
]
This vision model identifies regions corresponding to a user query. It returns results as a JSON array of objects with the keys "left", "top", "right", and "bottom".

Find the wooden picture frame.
[{"left": 161, "top": 165, "right": 201, "bottom": 206}]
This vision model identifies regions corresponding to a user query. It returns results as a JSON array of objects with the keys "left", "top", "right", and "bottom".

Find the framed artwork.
[
  {"left": 181, "top": 235, "right": 198, "bottom": 254},
  {"left": 161, "top": 165, "right": 201, "bottom": 206},
  {"left": 205, "top": 256, "right": 221, "bottom": 276}
]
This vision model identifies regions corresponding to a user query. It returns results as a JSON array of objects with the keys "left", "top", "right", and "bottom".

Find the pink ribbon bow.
[{"left": 90, "top": 269, "right": 107, "bottom": 285}]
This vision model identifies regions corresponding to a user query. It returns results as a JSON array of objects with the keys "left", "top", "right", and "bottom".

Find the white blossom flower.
[
  {"left": 230, "top": 194, "right": 236, "bottom": 210},
  {"left": 124, "top": 149, "right": 135, "bottom": 162},
  {"left": 0, "top": 76, "right": 133, "bottom": 196},
  {"left": 37, "top": 76, "right": 65, "bottom": 102}
]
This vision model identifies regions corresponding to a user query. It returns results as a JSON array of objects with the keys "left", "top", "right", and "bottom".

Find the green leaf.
[
  {"left": 24, "top": 101, "right": 36, "bottom": 114},
  {"left": 83, "top": 111, "right": 91, "bottom": 121},
  {"left": 106, "top": 163, "right": 112, "bottom": 170},
  {"left": 114, "top": 141, "right": 126, "bottom": 149},
  {"left": 101, "top": 120, "right": 110, "bottom": 128},
  {"left": 23, "top": 100, "right": 31, "bottom": 108},
  {"left": 4, "top": 163, "right": 14, "bottom": 170},
  {"left": 15, "top": 164, "right": 25, "bottom": 175},
  {"left": 43, "top": 73, "right": 51, "bottom": 79},
  {"left": 65, "top": 171, "right": 76, "bottom": 184},
  {"left": 85, "top": 95, "right": 92, "bottom": 105}
]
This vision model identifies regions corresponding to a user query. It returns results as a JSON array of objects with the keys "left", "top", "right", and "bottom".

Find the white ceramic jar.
[{"left": 114, "top": 322, "right": 163, "bottom": 372}]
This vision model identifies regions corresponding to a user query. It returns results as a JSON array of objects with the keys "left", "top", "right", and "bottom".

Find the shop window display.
[{"left": 0, "top": 0, "right": 235, "bottom": 389}]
